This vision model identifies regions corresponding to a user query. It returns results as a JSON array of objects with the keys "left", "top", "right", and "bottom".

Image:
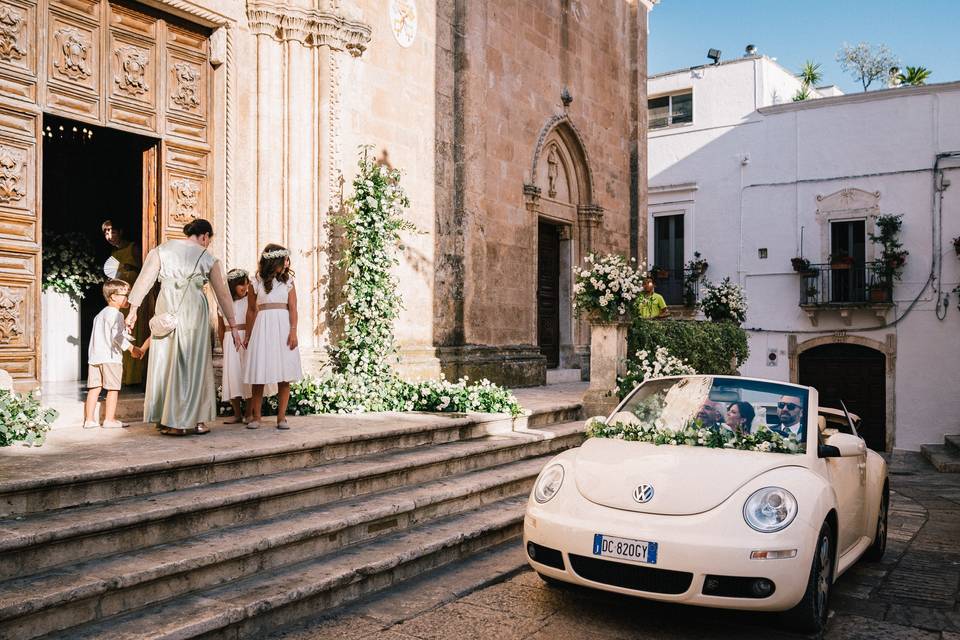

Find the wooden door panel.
[
  {"left": 106, "top": 3, "right": 158, "bottom": 134},
  {"left": 0, "top": 136, "right": 34, "bottom": 214},
  {"left": 164, "top": 34, "right": 207, "bottom": 142},
  {"left": 160, "top": 140, "right": 206, "bottom": 240},
  {"left": 0, "top": 0, "right": 39, "bottom": 102},
  {"left": 537, "top": 222, "right": 560, "bottom": 368},
  {"left": 45, "top": 9, "right": 100, "bottom": 120}
]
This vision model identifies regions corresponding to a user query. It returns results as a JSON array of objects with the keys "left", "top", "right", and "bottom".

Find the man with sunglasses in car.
[{"left": 772, "top": 395, "right": 804, "bottom": 440}]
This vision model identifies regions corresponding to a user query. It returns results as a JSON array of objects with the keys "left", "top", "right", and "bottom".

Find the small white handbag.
[{"left": 148, "top": 250, "right": 206, "bottom": 338}]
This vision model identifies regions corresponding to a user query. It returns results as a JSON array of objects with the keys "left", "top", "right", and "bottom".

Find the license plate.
[{"left": 593, "top": 533, "right": 658, "bottom": 565}]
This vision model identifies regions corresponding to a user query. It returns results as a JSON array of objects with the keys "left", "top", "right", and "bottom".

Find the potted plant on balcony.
[
  {"left": 791, "top": 256, "right": 819, "bottom": 277},
  {"left": 869, "top": 213, "right": 908, "bottom": 284},
  {"left": 952, "top": 235, "right": 960, "bottom": 257},
  {"left": 649, "top": 264, "right": 670, "bottom": 280},
  {"left": 867, "top": 285, "right": 891, "bottom": 303},
  {"left": 829, "top": 252, "right": 855, "bottom": 270},
  {"left": 683, "top": 252, "right": 708, "bottom": 306},
  {"left": 805, "top": 284, "right": 819, "bottom": 300}
]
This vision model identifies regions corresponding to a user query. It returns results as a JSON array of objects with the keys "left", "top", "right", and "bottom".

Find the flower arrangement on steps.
[
  {"left": 0, "top": 388, "right": 58, "bottom": 447},
  {"left": 220, "top": 147, "right": 524, "bottom": 417}
]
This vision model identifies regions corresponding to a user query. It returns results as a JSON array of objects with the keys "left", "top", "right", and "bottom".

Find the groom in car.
[{"left": 772, "top": 395, "right": 804, "bottom": 439}]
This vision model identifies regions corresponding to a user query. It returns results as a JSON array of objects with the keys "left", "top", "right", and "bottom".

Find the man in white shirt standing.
[
  {"left": 772, "top": 395, "right": 805, "bottom": 440},
  {"left": 83, "top": 279, "right": 135, "bottom": 429}
]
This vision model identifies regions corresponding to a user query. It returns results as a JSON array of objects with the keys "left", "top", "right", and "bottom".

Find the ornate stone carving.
[
  {"left": 245, "top": 2, "right": 372, "bottom": 55},
  {"left": 530, "top": 114, "right": 595, "bottom": 204},
  {"left": 577, "top": 204, "right": 604, "bottom": 227},
  {"left": 114, "top": 45, "right": 149, "bottom": 96},
  {"left": 816, "top": 188, "right": 881, "bottom": 216},
  {"left": 0, "top": 145, "right": 26, "bottom": 204},
  {"left": 0, "top": 5, "right": 26, "bottom": 62},
  {"left": 53, "top": 27, "right": 93, "bottom": 81},
  {"left": 0, "top": 286, "right": 24, "bottom": 344},
  {"left": 171, "top": 61, "right": 200, "bottom": 110},
  {"left": 547, "top": 146, "right": 559, "bottom": 197},
  {"left": 170, "top": 178, "right": 200, "bottom": 221}
]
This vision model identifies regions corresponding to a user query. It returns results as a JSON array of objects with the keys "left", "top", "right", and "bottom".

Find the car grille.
[
  {"left": 568, "top": 554, "right": 693, "bottom": 594},
  {"left": 527, "top": 542, "right": 565, "bottom": 570}
]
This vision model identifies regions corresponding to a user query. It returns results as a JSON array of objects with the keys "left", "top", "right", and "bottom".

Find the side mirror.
[{"left": 818, "top": 432, "right": 866, "bottom": 458}]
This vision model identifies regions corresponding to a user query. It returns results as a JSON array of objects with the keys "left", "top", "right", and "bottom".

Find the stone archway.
[
  {"left": 789, "top": 333, "right": 896, "bottom": 451},
  {"left": 524, "top": 115, "right": 601, "bottom": 371}
]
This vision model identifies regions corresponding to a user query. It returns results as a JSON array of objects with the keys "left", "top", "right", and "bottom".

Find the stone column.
[
  {"left": 576, "top": 204, "right": 605, "bottom": 376},
  {"left": 581, "top": 317, "right": 630, "bottom": 418}
]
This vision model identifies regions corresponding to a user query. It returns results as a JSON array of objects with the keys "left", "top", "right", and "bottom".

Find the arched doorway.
[{"left": 798, "top": 343, "right": 886, "bottom": 451}]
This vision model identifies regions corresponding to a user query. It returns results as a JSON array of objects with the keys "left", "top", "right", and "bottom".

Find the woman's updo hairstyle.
[{"left": 183, "top": 218, "right": 214, "bottom": 238}]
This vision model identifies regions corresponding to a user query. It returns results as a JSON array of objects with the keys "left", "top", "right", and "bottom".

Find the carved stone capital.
[
  {"left": 577, "top": 203, "right": 604, "bottom": 227},
  {"left": 245, "top": 2, "right": 372, "bottom": 55},
  {"left": 523, "top": 183, "right": 541, "bottom": 211}
]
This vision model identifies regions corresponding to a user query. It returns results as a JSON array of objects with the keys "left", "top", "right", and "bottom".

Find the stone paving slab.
[
  {"left": 0, "top": 383, "right": 586, "bottom": 491},
  {"left": 272, "top": 451, "right": 960, "bottom": 640}
]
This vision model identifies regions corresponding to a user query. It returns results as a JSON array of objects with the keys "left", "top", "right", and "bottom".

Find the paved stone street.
[{"left": 274, "top": 451, "right": 960, "bottom": 640}]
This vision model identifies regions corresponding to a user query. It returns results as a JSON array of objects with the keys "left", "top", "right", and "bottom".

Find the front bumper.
[{"left": 524, "top": 484, "right": 820, "bottom": 612}]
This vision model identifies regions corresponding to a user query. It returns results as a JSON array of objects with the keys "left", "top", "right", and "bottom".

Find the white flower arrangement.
[
  {"left": 573, "top": 253, "right": 645, "bottom": 322},
  {"left": 41, "top": 232, "right": 104, "bottom": 309},
  {"left": 585, "top": 415, "right": 802, "bottom": 454},
  {"left": 699, "top": 277, "right": 748, "bottom": 324}
]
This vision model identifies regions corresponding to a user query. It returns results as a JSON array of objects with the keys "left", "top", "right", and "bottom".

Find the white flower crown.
[
  {"left": 227, "top": 268, "right": 248, "bottom": 280},
  {"left": 261, "top": 248, "right": 290, "bottom": 259}
]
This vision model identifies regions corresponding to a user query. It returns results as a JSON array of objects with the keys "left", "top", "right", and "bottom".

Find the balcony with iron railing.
[
  {"left": 650, "top": 268, "right": 702, "bottom": 307},
  {"left": 798, "top": 261, "right": 893, "bottom": 325}
]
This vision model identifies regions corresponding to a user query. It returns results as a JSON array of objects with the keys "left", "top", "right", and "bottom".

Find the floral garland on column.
[{"left": 331, "top": 146, "right": 415, "bottom": 378}]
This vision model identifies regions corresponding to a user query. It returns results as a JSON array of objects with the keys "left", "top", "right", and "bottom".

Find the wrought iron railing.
[
  {"left": 651, "top": 268, "right": 702, "bottom": 307},
  {"left": 799, "top": 261, "right": 892, "bottom": 306}
]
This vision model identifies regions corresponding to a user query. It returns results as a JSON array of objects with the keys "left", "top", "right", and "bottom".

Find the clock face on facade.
[{"left": 389, "top": 0, "right": 417, "bottom": 48}]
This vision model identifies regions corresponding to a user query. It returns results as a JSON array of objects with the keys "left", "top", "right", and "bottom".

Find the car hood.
[{"left": 573, "top": 438, "right": 803, "bottom": 516}]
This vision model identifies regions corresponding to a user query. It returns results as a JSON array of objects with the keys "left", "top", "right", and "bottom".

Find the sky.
[{"left": 648, "top": 0, "right": 959, "bottom": 93}]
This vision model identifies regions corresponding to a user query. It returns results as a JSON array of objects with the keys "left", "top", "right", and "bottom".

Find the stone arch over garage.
[
  {"left": 788, "top": 333, "right": 896, "bottom": 451},
  {"left": 524, "top": 114, "right": 602, "bottom": 372}
]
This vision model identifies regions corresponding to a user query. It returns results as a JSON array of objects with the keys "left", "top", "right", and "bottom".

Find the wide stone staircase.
[
  {"left": 921, "top": 434, "right": 960, "bottom": 472},
  {"left": 0, "top": 400, "right": 584, "bottom": 639}
]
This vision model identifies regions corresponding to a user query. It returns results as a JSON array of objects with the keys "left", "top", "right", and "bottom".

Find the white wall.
[{"left": 649, "top": 79, "right": 960, "bottom": 451}]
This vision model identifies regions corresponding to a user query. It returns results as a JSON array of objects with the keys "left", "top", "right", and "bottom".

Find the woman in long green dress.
[{"left": 126, "top": 219, "right": 243, "bottom": 435}]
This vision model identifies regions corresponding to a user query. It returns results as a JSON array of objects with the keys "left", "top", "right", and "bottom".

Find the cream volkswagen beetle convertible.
[{"left": 524, "top": 376, "right": 887, "bottom": 632}]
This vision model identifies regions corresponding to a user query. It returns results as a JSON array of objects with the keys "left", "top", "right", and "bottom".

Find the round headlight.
[
  {"left": 534, "top": 464, "right": 564, "bottom": 504},
  {"left": 743, "top": 486, "right": 798, "bottom": 533}
]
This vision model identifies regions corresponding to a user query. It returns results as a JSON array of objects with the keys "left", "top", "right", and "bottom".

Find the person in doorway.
[
  {"left": 83, "top": 279, "right": 136, "bottom": 429},
  {"left": 772, "top": 395, "right": 805, "bottom": 440},
  {"left": 125, "top": 219, "right": 243, "bottom": 436},
  {"left": 636, "top": 277, "right": 669, "bottom": 319},
  {"left": 102, "top": 220, "right": 147, "bottom": 385},
  {"left": 243, "top": 244, "right": 303, "bottom": 430}
]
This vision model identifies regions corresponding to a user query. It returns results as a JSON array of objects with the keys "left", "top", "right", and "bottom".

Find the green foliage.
[
  {"left": 0, "top": 390, "right": 58, "bottom": 447},
  {"left": 792, "top": 86, "right": 812, "bottom": 102},
  {"left": 41, "top": 232, "right": 104, "bottom": 308},
  {"left": 799, "top": 60, "right": 823, "bottom": 87},
  {"left": 585, "top": 416, "right": 802, "bottom": 454},
  {"left": 897, "top": 65, "right": 932, "bottom": 86},
  {"left": 627, "top": 318, "right": 749, "bottom": 383},
  {"left": 869, "top": 213, "right": 908, "bottom": 282},
  {"left": 683, "top": 251, "right": 708, "bottom": 306}
]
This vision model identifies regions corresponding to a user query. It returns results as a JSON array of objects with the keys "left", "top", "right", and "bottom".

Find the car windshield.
[{"left": 592, "top": 376, "right": 808, "bottom": 454}]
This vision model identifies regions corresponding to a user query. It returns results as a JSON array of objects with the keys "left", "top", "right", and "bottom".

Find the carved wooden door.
[
  {"left": 537, "top": 221, "right": 561, "bottom": 369},
  {"left": 0, "top": 0, "right": 211, "bottom": 388}
]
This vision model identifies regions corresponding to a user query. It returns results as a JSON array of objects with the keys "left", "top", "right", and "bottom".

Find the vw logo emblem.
[{"left": 633, "top": 484, "right": 655, "bottom": 504}]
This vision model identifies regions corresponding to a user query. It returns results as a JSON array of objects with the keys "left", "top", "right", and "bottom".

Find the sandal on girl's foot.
[
  {"left": 194, "top": 424, "right": 211, "bottom": 435},
  {"left": 159, "top": 426, "right": 187, "bottom": 436},
  {"left": 246, "top": 421, "right": 261, "bottom": 430},
  {"left": 276, "top": 421, "right": 290, "bottom": 430}
]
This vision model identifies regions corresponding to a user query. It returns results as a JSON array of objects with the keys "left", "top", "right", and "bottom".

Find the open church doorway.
[{"left": 40, "top": 113, "right": 158, "bottom": 413}]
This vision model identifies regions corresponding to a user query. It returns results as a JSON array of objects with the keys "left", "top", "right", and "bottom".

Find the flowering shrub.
[
  {"left": 616, "top": 346, "right": 696, "bottom": 397},
  {"left": 573, "top": 253, "right": 644, "bottom": 321},
  {"left": 699, "top": 277, "right": 748, "bottom": 324},
  {"left": 331, "top": 147, "right": 416, "bottom": 379},
  {"left": 0, "top": 390, "right": 58, "bottom": 447},
  {"left": 585, "top": 416, "right": 802, "bottom": 454},
  {"left": 41, "top": 232, "right": 104, "bottom": 308}
]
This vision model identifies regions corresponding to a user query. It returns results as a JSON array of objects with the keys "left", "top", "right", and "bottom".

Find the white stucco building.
[{"left": 648, "top": 53, "right": 960, "bottom": 452}]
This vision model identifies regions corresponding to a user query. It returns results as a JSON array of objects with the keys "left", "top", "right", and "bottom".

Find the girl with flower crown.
[
  {"left": 243, "top": 244, "right": 303, "bottom": 429},
  {"left": 218, "top": 268, "right": 276, "bottom": 423}
]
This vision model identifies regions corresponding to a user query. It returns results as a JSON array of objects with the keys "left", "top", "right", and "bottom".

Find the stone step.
[
  {"left": 944, "top": 434, "right": 960, "bottom": 454},
  {"left": 36, "top": 495, "right": 529, "bottom": 640},
  {"left": 0, "top": 456, "right": 548, "bottom": 640},
  {"left": 920, "top": 444, "right": 960, "bottom": 473},
  {"left": 0, "top": 421, "right": 584, "bottom": 580},
  {"left": 545, "top": 368, "right": 583, "bottom": 385},
  {"left": 0, "top": 405, "right": 575, "bottom": 518},
  {"left": 98, "top": 393, "right": 145, "bottom": 423}
]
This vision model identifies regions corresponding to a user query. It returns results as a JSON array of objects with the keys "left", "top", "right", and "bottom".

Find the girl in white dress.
[
  {"left": 244, "top": 244, "right": 303, "bottom": 429},
  {"left": 218, "top": 270, "right": 277, "bottom": 424}
]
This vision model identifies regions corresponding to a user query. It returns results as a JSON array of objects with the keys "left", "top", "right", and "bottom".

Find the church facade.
[{"left": 0, "top": 0, "right": 651, "bottom": 390}]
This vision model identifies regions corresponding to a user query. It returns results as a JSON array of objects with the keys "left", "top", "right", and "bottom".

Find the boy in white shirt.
[{"left": 83, "top": 279, "right": 135, "bottom": 429}]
